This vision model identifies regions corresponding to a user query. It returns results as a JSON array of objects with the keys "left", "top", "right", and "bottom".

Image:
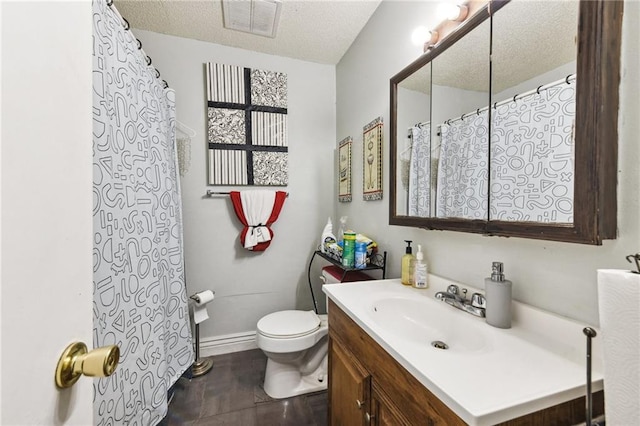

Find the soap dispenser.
[
  {"left": 412, "top": 244, "right": 428, "bottom": 289},
  {"left": 484, "top": 262, "right": 512, "bottom": 329},
  {"left": 401, "top": 240, "right": 415, "bottom": 286}
]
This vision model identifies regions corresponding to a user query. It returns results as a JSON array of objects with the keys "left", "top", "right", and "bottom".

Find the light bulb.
[
  {"left": 437, "top": 3, "right": 467, "bottom": 22},
  {"left": 411, "top": 26, "right": 430, "bottom": 47}
]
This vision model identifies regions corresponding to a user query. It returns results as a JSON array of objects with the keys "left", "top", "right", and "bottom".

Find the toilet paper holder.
[{"left": 189, "top": 291, "right": 215, "bottom": 377}]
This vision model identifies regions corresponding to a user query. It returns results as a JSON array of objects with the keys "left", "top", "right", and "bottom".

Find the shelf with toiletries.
[
  {"left": 306, "top": 247, "right": 387, "bottom": 315},
  {"left": 313, "top": 248, "right": 387, "bottom": 281}
]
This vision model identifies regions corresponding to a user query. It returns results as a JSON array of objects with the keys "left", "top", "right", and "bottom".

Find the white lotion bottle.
[
  {"left": 412, "top": 245, "right": 428, "bottom": 289},
  {"left": 485, "top": 262, "right": 512, "bottom": 328}
]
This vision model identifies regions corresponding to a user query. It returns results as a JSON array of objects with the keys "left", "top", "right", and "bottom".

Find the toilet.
[{"left": 256, "top": 266, "right": 373, "bottom": 399}]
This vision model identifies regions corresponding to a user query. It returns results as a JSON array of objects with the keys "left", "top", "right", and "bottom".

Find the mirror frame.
[{"left": 389, "top": 0, "right": 623, "bottom": 245}]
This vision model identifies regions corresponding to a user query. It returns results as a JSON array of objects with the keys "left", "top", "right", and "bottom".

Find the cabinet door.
[
  {"left": 329, "top": 337, "right": 371, "bottom": 426},
  {"left": 371, "top": 383, "right": 411, "bottom": 426}
]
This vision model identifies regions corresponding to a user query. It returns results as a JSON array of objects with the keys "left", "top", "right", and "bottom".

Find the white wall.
[
  {"left": 134, "top": 30, "right": 336, "bottom": 352},
  {"left": 336, "top": 0, "right": 640, "bottom": 326}
]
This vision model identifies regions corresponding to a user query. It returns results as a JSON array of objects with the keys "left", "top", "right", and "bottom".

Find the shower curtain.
[
  {"left": 92, "top": 0, "right": 194, "bottom": 424},
  {"left": 408, "top": 124, "right": 431, "bottom": 217},
  {"left": 490, "top": 83, "right": 575, "bottom": 222},
  {"left": 436, "top": 111, "right": 489, "bottom": 219}
]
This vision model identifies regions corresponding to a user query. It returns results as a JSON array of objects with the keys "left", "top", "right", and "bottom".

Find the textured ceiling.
[{"left": 114, "top": 0, "right": 382, "bottom": 65}]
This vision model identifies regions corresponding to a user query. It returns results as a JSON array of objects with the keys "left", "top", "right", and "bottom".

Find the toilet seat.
[{"left": 257, "top": 310, "right": 320, "bottom": 339}]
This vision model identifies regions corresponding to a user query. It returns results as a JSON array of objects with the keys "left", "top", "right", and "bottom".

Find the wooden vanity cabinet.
[
  {"left": 327, "top": 300, "right": 604, "bottom": 426},
  {"left": 328, "top": 299, "right": 465, "bottom": 425}
]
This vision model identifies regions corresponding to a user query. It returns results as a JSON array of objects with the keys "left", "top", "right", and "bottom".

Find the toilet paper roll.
[
  {"left": 597, "top": 269, "right": 640, "bottom": 425},
  {"left": 192, "top": 290, "right": 215, "bottom": 324}
]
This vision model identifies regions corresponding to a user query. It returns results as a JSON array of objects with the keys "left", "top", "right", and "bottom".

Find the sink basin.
[{"left": 368, "top": 296, "right": 489, "bottom": 353}]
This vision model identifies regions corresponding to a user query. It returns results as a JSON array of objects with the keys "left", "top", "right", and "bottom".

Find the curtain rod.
[
  {"left": 106, "top": 0, "right": 169, "bottom": 89},
  {"left": 206, "top": 190, "right": 289, "bottom": 197},
  {"left": 444, "top": 73, "right": 576, "bottom": 126}
]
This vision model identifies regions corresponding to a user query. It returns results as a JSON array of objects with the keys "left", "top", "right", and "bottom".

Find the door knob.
[{"left": 55, "top": 342, "right": 120, "bottom": 388}]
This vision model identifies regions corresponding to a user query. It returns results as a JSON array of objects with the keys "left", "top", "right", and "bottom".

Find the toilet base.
[{"left": 263, "top": 353, "right": 328, "bottom": 399}]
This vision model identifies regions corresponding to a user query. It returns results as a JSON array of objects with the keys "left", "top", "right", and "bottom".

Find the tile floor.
[{"left": 160, "top": 349, "right": 328, "bottom": 425}]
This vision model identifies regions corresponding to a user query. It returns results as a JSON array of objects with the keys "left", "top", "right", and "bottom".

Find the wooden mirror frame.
[{"left": 389, "top": 0, "right": 623, "bottom": 245}]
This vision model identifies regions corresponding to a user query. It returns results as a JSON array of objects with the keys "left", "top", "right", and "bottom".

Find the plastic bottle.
[
  {"left": 412, "top": 244, "right": 428, "bottom": 289},
  {"left": 355, "top": 241, "right": 368, "bottom": 269},
  {"left": 484, "top": 262, "right": 512, "bottom": 329},
  {"left": 342, "top": 232, "right": 356, "bottom": 268},
  {"left": 401, "top": 240, "right": 415, "bottom": 286},
  {"left": 337, "top": 216, "right": 348, "bottom": 244},
  {"left": 320, "top": 218, "right": 335, "bottom": 253}
]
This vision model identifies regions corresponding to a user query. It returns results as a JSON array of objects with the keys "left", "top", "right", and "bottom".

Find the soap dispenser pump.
[
  {"left": 401, "top": 240, "right": 415, "bottom": 286},
  {"left": 484, "top": 262, "right": 512, "bottom": 329}
]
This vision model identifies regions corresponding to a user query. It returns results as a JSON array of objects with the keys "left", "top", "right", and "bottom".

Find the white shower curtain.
[
  {"left": 92, "top": 1, "right": 194, "bottom": 424},
  {"left": 436, "top": 111, "right": 489, "bottom": 219},
  {"left": 490, "top": 82, "right": 575, "bottom": 222},
  {"left": 408, "top": 124, "right": 430, "bottom": 217}
]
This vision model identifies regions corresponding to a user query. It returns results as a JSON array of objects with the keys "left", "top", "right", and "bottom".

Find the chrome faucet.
[{"left": 435, "top": 284, "right": 486, "bottom": 318}]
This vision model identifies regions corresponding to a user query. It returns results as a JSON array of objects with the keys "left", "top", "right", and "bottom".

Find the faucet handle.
[
  {"left": 471, "top": 293, "right": 486, "bottom": 309},
  {"left": 446, "top": 284, "right": 460, "bottom": 295}
]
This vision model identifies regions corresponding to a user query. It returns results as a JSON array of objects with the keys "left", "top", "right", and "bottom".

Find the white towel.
[{"left": 240, "top": 190, "right": 276, "bottom": 249}]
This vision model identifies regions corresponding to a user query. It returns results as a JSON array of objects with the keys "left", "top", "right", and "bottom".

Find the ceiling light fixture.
[
  {"left": 421, "top": 2, "right": 472, "bottom": 53},
  {"left": 222, "top": 0, "right": 282, "bottom": 38}
]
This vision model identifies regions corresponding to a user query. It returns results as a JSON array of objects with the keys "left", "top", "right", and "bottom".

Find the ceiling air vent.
[{"left": 222, "top": 0, "right": 282, "bottom": 38}]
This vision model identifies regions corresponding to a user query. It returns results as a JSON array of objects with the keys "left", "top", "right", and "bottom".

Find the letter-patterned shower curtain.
[
  {"left": 92, "top": 0, "right": 194, "bottom": 424},
  {"left": 436, "top": 111, "right": 489, "bottom": 219},
  {"left": 408, "top": 124, "right": 431, "bottom": 217},
  {"left": 490, "top": 83, "right": 575, "bottom": 222}
]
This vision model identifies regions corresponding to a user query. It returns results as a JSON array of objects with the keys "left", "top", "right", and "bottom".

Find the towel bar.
[{"left": 206, "top": 190, "right": 289, "bottom": 197}]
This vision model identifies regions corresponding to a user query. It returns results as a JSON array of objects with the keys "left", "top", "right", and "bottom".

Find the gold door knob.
[{"left": 55, "top": 342, "right": 120, "bottom": 389}]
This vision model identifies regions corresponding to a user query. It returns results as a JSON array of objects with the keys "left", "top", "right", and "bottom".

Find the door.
[{"left": 1, "top": 1, "right": 94, "bottom": 424}]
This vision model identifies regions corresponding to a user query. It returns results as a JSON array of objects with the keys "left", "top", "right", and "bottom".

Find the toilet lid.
[{"left": 258, "top": 310, "right": 321, "bottom": 338}]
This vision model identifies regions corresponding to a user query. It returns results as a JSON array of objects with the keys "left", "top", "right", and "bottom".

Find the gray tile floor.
[{"left": 160, "top": 349, "right": 328, "bottom": 426}]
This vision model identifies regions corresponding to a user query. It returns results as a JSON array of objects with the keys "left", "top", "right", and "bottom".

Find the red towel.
[{"left": 230, "top": 190, "right": 287, "bottom": 251}]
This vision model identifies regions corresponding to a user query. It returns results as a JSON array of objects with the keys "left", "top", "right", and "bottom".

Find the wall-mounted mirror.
[{"left": 389, "top": 0, "right": 622, "bottom": 244}]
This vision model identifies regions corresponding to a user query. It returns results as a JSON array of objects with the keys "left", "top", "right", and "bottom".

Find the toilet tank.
[{"left": 321, "top": 265, "right": 373, "bottom": 284}]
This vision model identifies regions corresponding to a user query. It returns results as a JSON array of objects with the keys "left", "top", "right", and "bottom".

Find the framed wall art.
[
  {"left": 205, "top": 63, "right": 288, "bottom": 186},
  {"left": 363, "top": 117, "right": 383, "bottom": 201},
  {"left": 338, "top": 136, "right": 352, "bottom": 202}
]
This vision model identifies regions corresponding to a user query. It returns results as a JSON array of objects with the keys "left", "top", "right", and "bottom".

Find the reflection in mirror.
[
  {"left": 431, "top": 19, "right": 490, "bottom": 220},
  {"left": 396, "top": 63, "right": 431, "bottom": 217},
  {"left": 490, "top": 1, "right": 579, "bottom": 223}
]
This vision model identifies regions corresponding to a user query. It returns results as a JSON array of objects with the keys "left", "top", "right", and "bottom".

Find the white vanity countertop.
[{"left": 322, "top": 275, "right": 602, "bottom": 426}]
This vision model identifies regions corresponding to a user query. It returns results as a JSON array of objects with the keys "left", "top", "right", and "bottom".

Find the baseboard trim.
[{"left": 197, "top": 331, "right": 258, "bottom": 357}]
